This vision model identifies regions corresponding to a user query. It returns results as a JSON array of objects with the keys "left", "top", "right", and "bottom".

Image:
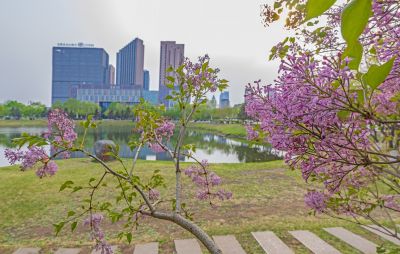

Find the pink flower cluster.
[
  {"left": 148, "top": 188, "right": 160, "bottom": 201},
  {"left": 246, "top": 54, "right": 372, "bottom": 188},
  {"left": 84, "top": 214, "right": 113, "bottom": 254},
  {"left": 4, "top": 109, "right": 79, "bottom": 178},
  {"left": 44, "top": 109, "right": 77, "bottom": 152},
  {"left": 247, "top": 0, "right": 400, "bottom": 216},
  {"left": 181, "top": 54, "right": 221, "bottom": 93},
  {"left": 184, "top": 160, "right": 232, "bottom": 203},
  {"left": 304, "top": 191, "right": 326, "bottom": 213},
  {"left": 5, "top": 146, "right": 58, "bottom": 178},
  {"left": 148, "top": 120, "right": 175, "bottom": 153}
]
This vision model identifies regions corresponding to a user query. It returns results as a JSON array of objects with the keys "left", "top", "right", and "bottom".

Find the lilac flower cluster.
[
  {"left": 4, "top": 109, "right": 78, "bottom": 178},
  {"left": 84, "top": 214, "right": 113, "bottom": 254},
  {"left": 5, "top": 146, "right": 57, "bottom": 178},
  {"left": 304, "top": 191, "right": 326, "bottom": 213},
  {"left": 148, "top": 188, "right": 160, "bottom": 201},
  {"left": 148, "top": 120, "right": 175, "bottom": 153},
  {"left": 246, "top": 0, "right": 400, "bottom": 216},
  {"left": 181, "top": 54, "right": 222, "bottom": 93},
  {"left": 184, "top": 160, "right": 232, "bottom": 203},
  {"left": 44, "top": 109, "right": 77, "bottom": 149}
]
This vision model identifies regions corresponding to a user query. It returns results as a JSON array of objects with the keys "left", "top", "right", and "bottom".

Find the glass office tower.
[
  {"left": 52, "top": 44, "right": 109, "bottom": 104},
  {"left": 116, "top": 38, "right": 145, "bottom": 87}
]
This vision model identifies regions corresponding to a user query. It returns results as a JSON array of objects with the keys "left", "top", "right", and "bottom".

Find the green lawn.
[
  {"left": 189, "top": 123, "right": 247, "bottom": 138},
  {"left": 0, "top": 159, "right": 398, "bottom": 253}
]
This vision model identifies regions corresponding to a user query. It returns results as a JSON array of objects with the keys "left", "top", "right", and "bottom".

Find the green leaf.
[
  {"left": 71, "top": 186, "right": 83, "bottom": 193},
  {"left": 126, "top": 232, "right": 132, "bottom": 243},
  {"left": 71, "top": 221, "right": 78, "bottom": 232},
  {"left": 201, "top": 61, "right": 209, "bottom": 71},
  {"left": 305, "top": 0, "right": 336, "bottom": 21},
  {"left": 341, "top": 0, "right": 372, "bottom": 44},
  {"left": 53, "top": 221, "right": 65, "bottom": 236},
  {"left": 331, "top": 80, "right": 341, "bottom": 90},
  {"left": 363, "top": 57, "right": 396, "bottom": 90},
  {"left": 337, "top": 110, "right": 350, "bottom": 121},
  {"left": 166, "top": 76, "right": 175, "bottom": 82},
  {"left": 59, "top": 180, "right": 74, "bottom": 192},
  {"left": 67, "top": 211, "right": 75, "bottom": 217},
  {"left": 342, "top": 40, "right": 363, "bottom": 70},
  {"left": 356, "top": 90, "right": 365, "bottom": 105},
  {"left": 166, "top": 83, "right": 175, "bottom": 89}
]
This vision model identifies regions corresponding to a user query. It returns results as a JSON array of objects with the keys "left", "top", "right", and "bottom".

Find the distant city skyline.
[{"left": 0, "top": 0, "right": 285, "bottom": 106}]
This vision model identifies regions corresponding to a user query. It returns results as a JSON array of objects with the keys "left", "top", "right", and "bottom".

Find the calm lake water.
[{"left": 0, "top": 125, "right": 282, "bottom": 167}]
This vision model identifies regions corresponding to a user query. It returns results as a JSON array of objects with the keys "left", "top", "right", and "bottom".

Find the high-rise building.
[
  {"left": 107, "top": 65, "right": 116, "bottom": 85},
  {"left": 52, "top": 43, "right": 109, "bottom": 104},
  {"left": 143, "top": 70, "right": 150, "bottom": 91},
  {"left": 158, "top": 41, "right": 185, "bottom": 108},
  {"left": 116, "top": 38, "right": 145, "bottom": 87},
  {"left": 219, "top": 91, "right": 230, "bottom": 108},
  {"left": 208, "top": 95, "right": 217, "bottom": 109}
]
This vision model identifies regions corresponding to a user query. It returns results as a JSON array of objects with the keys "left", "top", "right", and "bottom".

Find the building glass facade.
[
  {"left": 158, "top": 41, "right": 184, "bottom": 108},
  {"left": 219, "top": 91, "right": 230, "bottom": 108},
  {"left": 142, "top": 90, "right": 158, "bottom": 105},
  {"left": 143, "top": 70, "right": 150, "bottom": 91},
  {"left": 76, "top": 85, "right": 142, "bottom": 104},
  {"left": 52, "top": 45, "right": 109, "bottom": 104},
  {"left": 116, "top": 38, "right": 144, "bottom": 87}
]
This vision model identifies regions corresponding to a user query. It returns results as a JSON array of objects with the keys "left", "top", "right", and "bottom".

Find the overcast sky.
[{"left": 0, "top": 0, "right": 286, "bottom": 106}]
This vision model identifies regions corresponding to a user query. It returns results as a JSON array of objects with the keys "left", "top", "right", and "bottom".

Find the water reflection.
[{"left": 0, "top": 125, "right": 282, "bottom": 167}]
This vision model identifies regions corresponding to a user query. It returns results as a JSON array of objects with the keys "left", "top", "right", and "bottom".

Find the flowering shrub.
[
  {"left": 250, "top": 0, "right": 400, "bottom": 241},
  {"left": 5, "top": 55, "right": 230, "bottom": 254}
]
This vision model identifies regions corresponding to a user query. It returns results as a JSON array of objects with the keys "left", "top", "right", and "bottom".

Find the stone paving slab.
[
  {"left": 213, "top": 235, "right": 246, "bottom": 254},
  {"left": 324, "top": 227, "right": 377, "bottom": 254},
  {"left": 362, "top": 225, "right": 400, "bottom": 245},
  {"left": 174, "top": 239, "right": 202, "bottom": 254},
  {"left": 91, "top": 245, "right": 118, "bottom": 254},
  {"left": 251, "top": 231, "right": 294, "bottom": 254},
  {"left": 54, "top": 248, "right": 81, "bottom": 254},
  {"left": 13, "top": 248, "right": 41, "bottom": 254},
  {"left": 289, "top": 230, "right": 341, "bottom": 254},
  {"left": 133, "top": 242, "right": 159, "bottom": 254}
]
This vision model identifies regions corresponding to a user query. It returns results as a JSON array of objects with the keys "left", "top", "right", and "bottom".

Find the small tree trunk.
[{"left": 149, "top": 211, "right": 222, "bottom": 254}]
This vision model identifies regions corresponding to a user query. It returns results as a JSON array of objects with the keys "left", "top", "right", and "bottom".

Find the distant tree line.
[
  {"left": 0, "top": 101, "right": 47, "bottom": 119},
  {"left": 52, "top": 99, "right": 101, "bottom": 119},
  {"left": 0, "top": 98, "right": 251, "bottom": 122}
]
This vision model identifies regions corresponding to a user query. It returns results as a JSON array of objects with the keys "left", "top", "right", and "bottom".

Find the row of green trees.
[
  {"left": 164, "top": 103, "right": 248, "bottom": 121},
  {"left": 52, "top": 99, "right": 100, "bottom": 120},
  {"left": 55, "top": 99, "right": 249, "bottom": 121},
  {"left": 0, "top": 101, "right": 47, "bottom": 119},
  {"left": 0, "top": 98, "right": 250, "bottom": 121}
]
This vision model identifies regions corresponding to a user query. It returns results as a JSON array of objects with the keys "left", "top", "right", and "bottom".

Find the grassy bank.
[
  {"left": 0, "top": 119, "right": 47, "bottom": 127},
  {"left": 0, "top": 159, "right": 397, "bottom": 253},
  {"left": 190, "top": 123, "right": 247, "bottom": 138}
]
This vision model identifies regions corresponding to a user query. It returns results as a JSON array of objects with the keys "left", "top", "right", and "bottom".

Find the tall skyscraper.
[
  {"left": 116, "top": 38, "right": 145, "bottom": 87},
  {"left": 158, "top": 41, "right": 185, "bottom": 108},
  {"left": 219, "top": 91, "right": 230, "bottom": 108},
  {"left": 52, "top": 43, "right": 109, "bottom": 104},
  {"left": 143, "top": 70, "right": 150, "bottom": 91},
  {"left": 107, "top": 64, "right": 115, "bottom": 85}
]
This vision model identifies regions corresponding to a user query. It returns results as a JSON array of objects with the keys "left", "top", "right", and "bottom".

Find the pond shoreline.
[{"left": 0, "top": 122, "right": 279, "bottom": 166}]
